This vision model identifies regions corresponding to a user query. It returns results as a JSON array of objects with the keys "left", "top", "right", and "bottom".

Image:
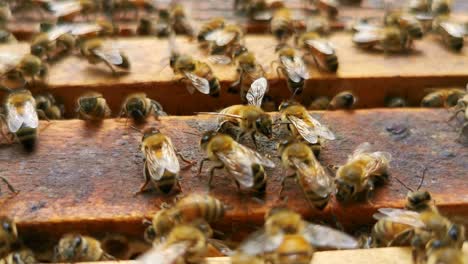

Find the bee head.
[
  {"left": 142, "top": 127, "right": 160, "bottom": 140},
  {"left": 421, "top": 93, "right": 444, "bottom": 107},
  {"left": 126, "top": 97, "right": 145, "bottom": 121},
  {"left": 18, "top": 54, "right": 42, "bottom": 76},
  {"left": 200, "top": 130, "right": 218, "bottom": 149},
  {"left": 79, "top": 96, "right": 98, "bottom": 113},
  {"left": 237, "top": 52, "right": 256, "bottom": 70},
  {"left": 255, "top": 114, "right": 273, "bottom": 139},
  {"left": 278, "top": 100, "right": 298, "bottom": 111},
  {"left": 30, "top": 44, "right": 46, "bottom": 58},
  {"left": 335, "top": 179, "right": 355, "bottom": 202},
  {"left": 407, "top": 190, "right": 431, "bottom": 207},
  {"left": 35, "top": 94, "right": 52, "bottom": 110},
  {"left": 158, "top": 9, "right": 170, "bottom": 19},
  {"left": 266, "top": 209, "right": 302, "bottom": 235},
  {"left": 57, "top": 234, "right": 84, "bottom": 261},
  {"left": 334, "top": 92, "right": 356, "bottom": 109},
  {"left": 0, "top": 217, "right": 17, "bottom": 248}
]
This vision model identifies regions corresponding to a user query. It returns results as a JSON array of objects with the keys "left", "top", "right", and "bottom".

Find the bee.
[
  {"left": 329, "top": 91, "right": 357, "bottom": 110},
  {"left": 35, "top": 93, "right": 64, "bottom": 120},
  {"left": 1, "top": 89, "right": 39, "bottom": 151},
  {"left": 271, "top": 7, "right": 294, "bottom": 44},
  {"left": 384, "top": 11, "right": 424, "bottom": 40},
  {"left": 296, "top": 32, "right": 338, "bottom": 72},
  {"left": 139, "top": 225, "right": 208, "bottom": 264},
  {"left": 0, "top": 249, "right": 36, "bottom": 264},
  {"left": 69, "top": 20, "right": 118, "bottom": 41},
  {"left": 450, "top": 87, "right": 468, "bottom": 140},
  {"left": 170, "top": 37, "right": 221, "bottom": 97},
  {"left": 169, "top": 3, "right": 195, "bottom": 37},
  {"left": 46, "top": 0, "right": 97, "bottom": 22},
  {"left": 273, "top": 44, "right": 309, "bottom": 96},
  {"left": 205, "top": 24, "right": 245, "bottom": 63},
  {"left": 76, "top": 92, "right": 111, "bottom": 121},
  {"left": 406, "top": 190, "right": 439, "bottom": 213},
  {"left": 30, "top": 29, "right": 75, "bottom": 61},
  {"left": 119, "top": 93, "right": 166, "bottom": 122},
  {"left": 137, "top": 127, "right": 193, "bottom": 195},
  {"left": 237, "top": 208, "right": 358, "bottom": 262},
  {"left": 54, "top": 234, "right": 114, "bottom": 262},
  {"left": 431, "top": 0, "right": 451, "bottom": 16},
  {"left": 231, "top": 52, "right": 268, "bottom": 105},
  {"left": 353, "top": 26, "right": 413, "bottom": 53},
  {"left": 426, "top": 245, "right": 464, "bottom": 264},
  {"left": 0, "top": 217, "right": 18, "bottom": 259},
  {"left": 277, "top": 139, "right": 334, "bottom": 210},
  {"left": 308, "top": 96, "right": 330, "bottom": 110},
  {"left": 315, "top": 0, "right": 339, "bottom": 19},
  {"left": 435, "top": 21, "right": 464, "bottom": 51},
  {"left": 80, "top": 38, "right": 130, "bottom": 75},
  {"left": 197, "top": 18, "right": 226, "bottom": 44},
  {"left": 198, "top": 104, "right": 273, "bottom": 148},
  {"left": 335, "top": 142, "right": 391, "bottom": 202},
  {"left": 385, "top": 96, "right": 408, "bottom": 108},
  {"left": 198, "top": 130, "right": 275, "bottom": 193},
  {"left": 145, "top": 194, "right": 227, "bottom": 242},
  {"left": 408, "top": 0, "right": 430, "bottom": 13},
  {"left": 421, "top": 88, "right": 465, "bottom": 107},
  {"left": 278, "top": 101, "right": 335, "bottom": 145},
  {"left": 138, "top": 10, "right": 171, "bottom": 37}
]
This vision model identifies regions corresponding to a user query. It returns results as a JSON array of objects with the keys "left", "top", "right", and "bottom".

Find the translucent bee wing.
[
  {"left": 93, "top": 44, "right": 124, "bottom": 65},
  {"left": 306, "top": 114, "right": 335, "bottom": 140},
  {"left": 287, "top": 115, "right": 318, "bottom": 144},
  {"left": 0, "top": 53, "right": 22, "bottom": 75},
  {"left": 353, "top": 29, "right": 381, "bottom": 44},
  {"left": 217, "top": 142, "right": 274, "bottom": 188},
  {"left": 303, "top": 223, "right": 359, "bottom": 249},
  {"left": 238, "top": 229, "right": 283, "bottom": 256},
  {"left": 138, "top": 242, "right": 189, "bottom": 264},
  {"left": 305, "top": 39, "right": 335, "bottom": 55},
  {"left": 205, "top": 29, "right": 237, "bottom": 47},
  {"left": 292, "top": 157, "right": 334, "bottom": 198},
  {"left": 373, "top": 208, "right": 425, "bottom": 228},
  {"left": 70, "top": 23, "right": 102, "bottom": 36},
  {"left": 47, "top": 25, "right": 72, "bottom": 41},
  {"left": 145, "top": 138, "right": 180, "bottom": 181},
  {"left": 280, "top": 56, "right": 302, "bottom": 83},
  {"left": 246, "top": 77, "right": 268, "bottom": 107},
  {"left": 350, "top": 142, "right": 372, "bottom": 158},
  {"left": 253, "top": 10, "right": 272, "bottom": 21},
  {"left": 439, "top": 22, "right": 465, "bottom": 38},
  {"left": 6, "top": 99, "right": 38, "bottom": 133},
  {"left": 208, "top": 238, "right": 234, "bottom": 256},
  {"left": 49, "top": 0, "right": 81, "bottom": 17},
  {"left": 183, "top": 71, "right": 210, "bottom": 95},
  {"left": 208, "top": 55, "right": 232, "bottom": 65}
]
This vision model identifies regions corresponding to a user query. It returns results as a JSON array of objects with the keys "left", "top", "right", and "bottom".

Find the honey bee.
[
  {"left": 30, "top": 29, "right": 76, "bottom": 61},
  {"left": 408, "top": 0, "right": 430, "bottom": 13},
  {"left": 329, "top": 91, "right": 357, "bottom": 110},
  {"left": 335, "top": 142, "right": 391, "bottom": 202},
  {"left": 450, "top": 87, "right": 468, "bottom": 140},
  {"left": 431, "top": 0, "right": 451, "bottom": 16},
  {"left": 273, "top": 45, "right": 309, "bottom": 96},
  {"left": 435, "top": 21, "right": 464, "bottom": 51},
  {"left": 69, "top": 20, "right": 118, "bottom": 41},
  {"left": 385, "top": 96, "right": 408, "bottom": 108},
  {"left": 119, "top": 93, "right": 166, "bottom": 122},
  {"left": 198, "top": 104, "right": 273, "bottom": 148},
  {"left": 46, "top": 0, "right": 97, "bottom": 22},
  {"left": 315, "top": 0, "right": 339, "bottom": 19},
  {"left": 278, "top": 101, "right": 335, "bottom": 144},
  {"left": 137, "top": 127, "right": 193, "bottom": 195},
  {"left": 426, "top": 245, "right": 465, "bottom": 264},
  {"left": 406, "top": 190, "right": 439, "bottom": 213},
  {"left": 80, "top": 38, "right": 130, "bottom": 75},
  {"left": 145, "top": 194, "right": 226, "bottom": 242},
  {"left": 54, "top": 234, "right": 114, "bottom": 262},
  {"left": 231, "top": 52, "right": 268, "bottom": 105},
  {"left": 0, "top": 249, "right": 36, "bottom": 264},
  {"left": 353, "top": 26, "right": 413, "bottom": 53},
  {"left": 197, "top": 18, "right": 226, "bottom": 44},
  {"left": 139, "top": 225, "right": 207, "bottom": 264},
  {"left": 308, "top": 96, "right": 330, "bottom": 110},
  {"left": 277, "top": 139, "right": 334, "bottom": 210},
  {"left": 205, "top": 24, "right": 245, "bottom": 63},
  {"left": 271, "top": 7, "right": 294, "bottom": 44},
  {"left": 35, "top": 93, "right": 64, "bottom": 120},
  {"left": 1, "top": 89, "right": 39, "bottom": 151},
  {"left": 296, "top": 32, "right": 338, "bottom": 72},
  {"left": 237, "top": 208, "right": 358, "bottom": 261},
  {"left": 421, "top": 88, "right": 465, "bottom": 107},
  {"left": 138, "top": 10, "right": 171, "bottom": 37},
  {"left": 198, "top": 130, "right": 275, "bottom": 193},
  {"left": 0, "top": 217, "right": 18, "bottom": 259},
  {"left": 76, "top": 92, "right": 111, "bottom": 121},
  {"left": 384, "top": 11, "right": 424, "bottom": 40},
  {"left": 170, "top": 3, "right": 195, "bottom": 37}
]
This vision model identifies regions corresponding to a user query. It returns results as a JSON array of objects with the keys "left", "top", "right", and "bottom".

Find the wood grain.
[{"left": 0, "top": 109, "right": 466, "bottom": 250}]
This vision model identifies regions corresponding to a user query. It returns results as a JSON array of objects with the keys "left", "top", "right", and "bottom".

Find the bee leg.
[
  {"left": 279, "top": 174, "right": 295, "bottom": 199},
  {"left": 236, "top": 131, "right": 246, "bottom": 142},
  {"left": 197, "top": 158, "right": 210, "bottom": 175},
  {"left": 176, "top": 152, "right": 195, "bottom": 168},
  {"left": 103, "top": 60, "right": 117, "bottom": 76},
  {"left": 207, "top": 165, "right": 224, "bottom": 190},
  {"left": 250, "top": 132, "right": 258, "bottom": 149},
  {"left": 135, "top": 163, "right": 151, "bottom": 195},
  {"left": 0, "top": 177, "right": 18, "bottom": 194},
  {"left": 228, "top": 77, "right": 241, "bottom": 94},
  {"left": 176, "top": 180, "right": 183, "bottom": 193}
]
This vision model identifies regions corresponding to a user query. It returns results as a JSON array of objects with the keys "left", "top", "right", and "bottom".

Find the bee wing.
[
  {"left": 305, "top": 39, "right": 335, "bottom": 55},
  {"left": 439, "top": 22, "right": 465, "bottom": 38},
  {"left": 352, "top": 29, "right": 381, "bottom": 44},
  {"left": 205, "top": 29, "right": 237, "bottom": 47},
  {"left": 246, "top": 77, "right": 268, "bottom": 107},
  {"left": 306, "top": 114, "right": 335, "bottom": 140},
  {"left": 280, "top": 56, "right": 302, "bottom": 83},
  {"left": 71, "top": 23, "right": 102, "bottom": 36},
  {"left": 145, "top": 139, "right": 180, "bottom": 180},
  {"left": 208, "top": 55, "right": 232, "bottom": 65},
  {"left": 47, "top": 25, "right": 72, "bottom": 41},
  {"left": 373, "top": 208, "right": 425, "bottom": 228},
  {"left": 238, "top": 229, "right": 283, "bottom": 255},
  {"left": 286, "top": 115, "right": 318, "bottom": 144},
  {"left": 303, "top": 223, "right": 359, "bottom": 249},
  {"left": 350, "top": 142, "right": 372, "bottom": 159},
  {"left": 93, "top": 45, "right": 124, "bottom": 65},
  {"left": 183, "top": 71, "right": 210, "bottom": 95},
  {"left": 138, "top": 242, "right": 189, "bottom": 264},
  {"left": 0, "top": 53, "right": 22, "bottom": 75},
  {"left": 291, "top": 157, "right": 334, "bottom": 198},
  {"left": 48, "top": 1, "right": 81, "bottom": 17},
  {"left": 208, "top": 238, "right": 234, "bottom": 256},
  {"left": 6, "top": 99, "right": 39, "bottom": 133},
  {"left": 217, "top": 142, "right": 274, "bottom": 188}
]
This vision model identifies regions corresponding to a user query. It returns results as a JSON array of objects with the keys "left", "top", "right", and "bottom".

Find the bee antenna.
[
  {"left": 416, "top": 167, "right": 428, "bottom": 191},
  {"left": 394, "top": 176, "right": 414, "bottom": 192},
  {"left": 181, "top": 131, "right": 200, "bottom": 136},
  {"left": 130, "top": 126, "right": 142, "bottom": 133}
]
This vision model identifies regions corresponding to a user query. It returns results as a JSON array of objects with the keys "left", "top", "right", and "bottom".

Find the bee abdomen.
[
  {"left": 154, "top": 173, "right": 177, "bottom": 194},
  {"left": 16, "top": 127, "right": 37, "bottom": 151},
  {"left": 304, "top": 190, "right": 330, "bottom": 210},
  {"left": 252, "top": 164, "right": 267, "bottom": 193},
  {"left": 287, "top": 79, "right": 304, "bottom": 95},
  {"left": 326, "top": 54, "right": 339, "bottom": 72},
  {"left": 209, "top": 79, "right": 221, "bottom": 98},
  {"left": 277, "top": 251, "right": 311, "bottom": 264}
]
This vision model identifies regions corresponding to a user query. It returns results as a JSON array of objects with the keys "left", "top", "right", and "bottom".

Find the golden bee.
[
  {"left": 231, "top": 52, "right": 268, "bottom": 105},
  {"left": 119, "top": 93, "right": 166, "bottom": 122},
  {"left": 1, "top": 89, "right": 39, "bottom": 151},
  {"left": 450, "top": 87, "right": 468, "bottom": 140},
  {"left": 308, "top": 96, "right": 330, "bottom": 110},
  {"left": 278, "top": 139, "right": 334, "bottom": 210},
  {"left": 0, "top": 249, "right": 36, "bottom": 264},
  {"left": 271, "top": 7, "right": 294, "bottom": 44},
  {"left": 69, "top": 20, "right": 118, "bottom": 41},
  {"left": 384, "top": 11, "right": 424, "bottom": 40},
  {"left": 236, "top": 208, "right": 358, "bottom": 262},
  {"left": 46, "top": 0, "right": 97, "bottom": 22},
  {"left": 421, "top": 88, "right": 465, "bottom": 107},
  {"left": 139, "top": 225, "right": 208, "bottom": 264},
  {"left": 197, "top": 17, "right": 226, "bottom": 44},
  {"left": 278, "top": 101, "right": 335, "bottom": 145},
  {"left": 144, "top": 194, "right": 226, "bottom": 242},
  {"left": 296, "top": 31, "right": 338, "bottom": 72},
  {"left": 406, "top": 190, "right": 439, "bottom": 213},
  {"left": 198, "top": 104, "right": 273, "bottom": 148},
  {"left": 0, "top": 217, "right": 18, "bottom": 259},
  {"left": 80, "top": 38, "right": 130, "bottom": 75},
  {"left": 34, "top": 93, "right": 64, "bottom": 120},
  {"left": 30, "top": 29, "right": 76, "bottom": 61},
  {"left": 431, "top": 0, "right": 451, "bottom": 16},
  {"left": 408, "top": 0, "right": 430, "bottom": 13},
  {"left": 335, "top": 142, "right": 392, "bottom": 202},
  {"left": 169, "top": 3, "right": 195, "bottom": 37},
  {"left": 273, "top": 44, "right": 309, "bottom": 96},
  {"left": 198, "top": 130, "right": 275, "bottom": 193},
  {"left": 426, "top": 245, "right": 464, "bottom": 264},
  {"left": 54, "top": 234, "right": 114, "bottom": 262},
  {"left": 205, "top": 24, "right": 245, "bottom": 64},
  {"left": 329, "top": 90, "right": 357, "bottom": 110},
  {"left": 435, "top": 21, "right": 464, "bottom": 52},
  {"left": 353, "top": 26, "right": 413, "bottom": 53},
  {"left": 76, "top": 92, "right": 111, "bottom": 121}
]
